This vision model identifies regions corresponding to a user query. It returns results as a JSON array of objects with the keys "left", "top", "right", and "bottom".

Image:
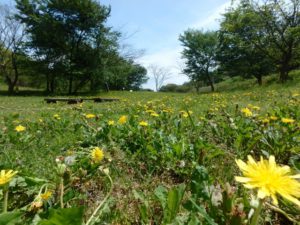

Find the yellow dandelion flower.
[
  {"left": 118, "top": 115, "right": 127, "bottom": 124},
  {"left": 180, "top": 110, "right": 193, "bottom": 118},
  {"left": 235, "top": 155, "right": 300, "bottom": 206},
  {"left": 0, "top": 170, "right": 18, "bottom": 186},
  {"left": 91, "top": 147, "right": 104, "bottom": 163},
  {"left": 40, "top": 191, "right": 52, "bottom": 201},
  {"left": 270, "top": 116, "right": 278, "bottom": 121},
  {"left": 85, "top": 113, "right": 96, "bottom": 119},
  {"left": 53, "top": 114, "right": 60, "bottom": 120},
  {"left": 146, "top": 109, "right": 155, "bottom": 114},
  {"left": 139, "top": 121, "right": 148, "bottom": 127},
  {"left": 108, "top": 120, "right": 115, "bottom": 126},
  {"left": 241, "top": 108, "right": 253, "bottom": 117},
  {"left": 150, "top": 112, "right": 159, "bottom": 117},
  {"left": 281, "top": 118, "right": 295, "bottom": 124},
  {"left": 252, "top": 106, "right": 260, "bottom": 110},
  {"left": 261, "top": 118, "right": 270, "bottom": 124},
  {"left": 15, "top": 125, "right": 26, "bottom": 132}
]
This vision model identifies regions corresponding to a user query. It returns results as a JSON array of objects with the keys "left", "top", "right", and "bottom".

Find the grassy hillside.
[{"left": 0, "top": 75, "right": 299, "bottom": 224}]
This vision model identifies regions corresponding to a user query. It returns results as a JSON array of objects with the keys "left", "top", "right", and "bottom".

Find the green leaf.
[
  {"left": 0, "top": 211, "right": 22, "bottom": 225},
  {"left": 164, "top": 184, "right": 186, "bottom": 224},
  {"left": 24, "top": 176, "right": 48, "bottom": 186},
  {"left": 154, "top": 186, "right": 168, "bottom": 209},
  {"left": 38, "top": 207, "right": 84, "bottom": 225},
  {"left": 189, "top": 199, "right": 217, "bottom": 225}
]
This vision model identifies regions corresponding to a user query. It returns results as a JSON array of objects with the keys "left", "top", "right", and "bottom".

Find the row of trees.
[
  {"left": 180, "top": 0, "right": 300, "bottom": 92},
  {"left": 0, "top": 0, "right": 148, "bottom": 94}
]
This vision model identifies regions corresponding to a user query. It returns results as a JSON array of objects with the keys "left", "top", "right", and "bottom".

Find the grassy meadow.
[{"left": 0, "top": 77, "right": 300, "bottom": 224}]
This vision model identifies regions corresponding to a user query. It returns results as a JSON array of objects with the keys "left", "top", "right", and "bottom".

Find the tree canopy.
[
  {"left": 0, "top": 0, "right": 148, "bottom": 94},
  {"left": 179, "top": 30, "right": 218, "bottom": 92}
]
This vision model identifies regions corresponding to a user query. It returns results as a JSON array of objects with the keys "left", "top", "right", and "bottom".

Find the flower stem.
[
  {"left": 3, "top": 189, "right": 8, "bottom": 213},
  {"left": 85, "top": 172, "right": 113, "bottom": 225},
  {"left": 250, "top": 200, "right": 263, "bottom": 225},
  {"left": 60, "top": 177, "right": 64, "bottom": 208}
]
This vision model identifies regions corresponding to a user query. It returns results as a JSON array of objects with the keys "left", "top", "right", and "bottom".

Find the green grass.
[{"left": 0, "top": 75, "right": 299, "bottom": 224}]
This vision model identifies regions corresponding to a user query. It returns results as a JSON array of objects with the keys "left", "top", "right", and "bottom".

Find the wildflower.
[
  {"left": 103, "top": 168, "right": 110, "bottom": 175},
  {"left": 139, "top": 121, "right": 148, "bottom": 127},
  {"left": 15, "top": 125, "right": 26, "bottom": 132},
  {"left": 53, "top": 114, "right": 60, "bottom": 120},
  {"left": 180, "top": 110, "right": 193, "bottom": 118},
  {"left": 270, "top": 116, "right": 278, "bottom": 121},
  {"left": 145, "top": 109, "right": 155, "bottom": 114},
  {"left": 252, "top": 106, "right": 260, "bottom": 110},
  {"left": 0, "top": 170, "right": 18, "bottom": 186},
  {"left": 261, "top": 118, "right": 270, "bottom": 124},
  {"left": 30, "top": 200, "right": 43, "bottom": 211},
  {"left": 85, "top": 113, "right": 96, "bottom": 119},
  {"left": 241, "top": 108, "right": 253, "bottom": 117},
  {"left": 281, "top": 118, "right": 295, "bottom": 124},
  {"left": 150, "top": 112, "right": 159, "bottom": 117},
  {"left": 235, "top": 155, "right": 300, "bottom": 206},
  {"left": 108, "top": 120, "right": 115, "bottom": 126},
  {"left": 91, "top": 147, "right": 104, "bottom": 163},
  {"left": 40, "top": 191, "right": 52, "bottom": 201},
  {"left": 118, "top": 115, "right": 127, "bottom": 124}
]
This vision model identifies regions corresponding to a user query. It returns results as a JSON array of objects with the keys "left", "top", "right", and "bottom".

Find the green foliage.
[
  {"left": 0, "top": 211, "right": 22, "bottom": 225},
  {"left": 38, "top": 207, "right": 84, "bottom": 225},
  {"left": 217, "top": 2, "right": 275, "bottom": 85},
  {"left": 218, "top": 0, "right": 300, "bottom": 83},
  {"left": 0, "top": 81, "right": 299, "bottom": 223},
  {"left": 154, "top": 184, "right": 186, "bottom": 224},
  {"left": 13, "top": 0, "right": 147, "bottom": 94},
  {"left": 179, "top": 30, "right": 218, "bottom": 92}
]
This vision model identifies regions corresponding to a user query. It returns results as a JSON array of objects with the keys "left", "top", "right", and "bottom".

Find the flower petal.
[
  {"left": 235, "top": 176, "right": 251, "bottom": 183},
  {"left": 236, "top": 159, "right": 248, "bottom": 171}
]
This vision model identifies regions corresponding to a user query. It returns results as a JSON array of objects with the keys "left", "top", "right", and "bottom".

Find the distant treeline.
[
  {"left": 1, "top": 0, "right": 299, "bottom": 94},
  {"left": 178, "top": 0, "right": 300, "bottom": 92},
  {"left": 0, "top": 0, "right": 148, "bottom": 94}
]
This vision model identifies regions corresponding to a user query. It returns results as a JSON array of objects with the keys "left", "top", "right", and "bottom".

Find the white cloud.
[
  {"left": 191, "top": 1, "right": 232, "bottom": 30},
  {"left": 139, "top": 1, "right": 234, "bottom": 90}
]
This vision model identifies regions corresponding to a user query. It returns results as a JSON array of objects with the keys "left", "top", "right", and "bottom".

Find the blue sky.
[{"left": 2, "top": 0, "right": 232, "bottom": 90}]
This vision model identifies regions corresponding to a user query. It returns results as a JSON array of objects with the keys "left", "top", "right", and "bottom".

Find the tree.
[
  {"left": 179, "top": 30, "right": 218, "bottom": 92},
  {"left": 148, "top": 65, "right": 171, "bottom": 92},
  {"left": 217, "top": 1, "right": 275, "bottom": 85},
  {"left": 0, "top": 5, "right": 26, "bottom": 93},
  {"left": 125, "top": 62, "right": 148, "bottom": 90},
  {"left": 223, "top": 0, "right": 300, "bottom": 82},
  {"left": 15, "top": 0, "right": 116, "bottom": 94}
]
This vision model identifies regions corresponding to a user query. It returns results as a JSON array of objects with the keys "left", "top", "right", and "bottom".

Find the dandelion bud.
[{"left": 57, "top": 163, "right": 67, "bottom": 176}]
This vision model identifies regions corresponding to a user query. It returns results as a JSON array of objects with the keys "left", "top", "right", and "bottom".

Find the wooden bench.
[
  {"left": 44, "top": 98, "right": 83, "bottom": 104},
  {"left": 44, "top": 97, "right": 119, "bottom": 104},
  {"left": 86, "top": 97, "right": 120, "bottom": 103}
]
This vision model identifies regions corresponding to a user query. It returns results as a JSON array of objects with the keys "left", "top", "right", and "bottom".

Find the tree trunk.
[
  {"left": 7, "top": 81, "right": 14, "bottom": 94},
  {"left": 11, "top": 53, "right": 19, "bottom": 91},
  {"left": 50, "top": 77, "right": 55, "bottom": 93},
  {"left": 68, "top": 75, "right": 73, "bottom": 94},
  {"left": 207, "top": 73, "right": 215, "bottom": 92},
  {"left": 105, "top": 82, "right": 110, "bottom": 92},
  {"left": 279, "top": 66, "right": 289, "bottom": 83},
  {"left": 256, "top": 75, "right": 262, "bottom": 86}
]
